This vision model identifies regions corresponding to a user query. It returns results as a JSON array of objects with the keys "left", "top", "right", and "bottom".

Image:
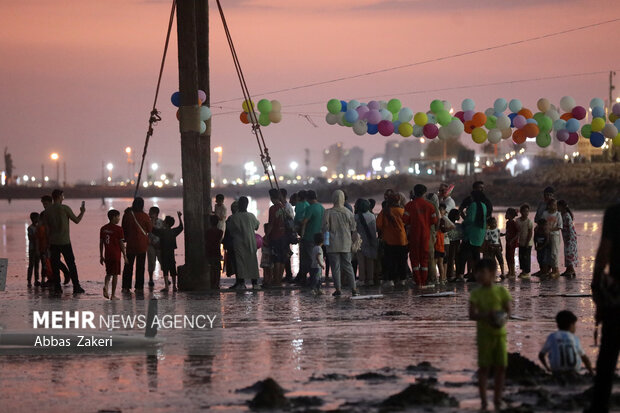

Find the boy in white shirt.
[
  {"left": 309, "top": 233, "right": 325, "bottom": 295},
  {"left": 539, "top": 310, "right": 593, "bottom": 376}
]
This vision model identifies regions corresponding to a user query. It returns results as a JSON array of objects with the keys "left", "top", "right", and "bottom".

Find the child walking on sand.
[
  {"left": 534, "top": 219, "right": 551, "bottom": 278},
  {"left": 27, "top": 212, "right": 40, "bottom": 287},
  {"left": 100, "top": 209, "right": 127, "bottom": 300},
  {"left": 557, "top": 200, "right": 578, "bottom": 277},
  {"left": 436, "top": 203, "right": 454, "bottom": 284},
  {"left": 469, "top": 258, "right": 512, "bottom": 411},
  {"left": 446, "top": 209, "right": 462, "bottom": 282},
  {"left": 309, "top": 233, "right": 325, "bottom": 295},
  {"left": 539, "top": 310, "right": 593, "bottom": 376},
  {"left": 483, "top": 217, "right": 504, "bottom": 279},
  {"left": 516, "top": 204, "right": 533, "bottom": 280},
  {"left": 542, "top": 199, "right": 563, "bottom": 278},
  {"left": 504, "top": 208, "right": 519, "bottom": 279},
  {"left": 153, "top": 212, "right": 184, "bottom": 292}
]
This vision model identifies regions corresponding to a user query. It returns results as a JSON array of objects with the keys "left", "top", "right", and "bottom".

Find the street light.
[
  {"left": 151, "top": 163, "right": 158, "bottom": 171},
  {"left": 106, "top": 163, "right": 114, "bottom": 172},
  {"left": 213, "top": 146, "right": 223, "bottom": 185},
  {"left": 50, "top": 153, "right": 60, "bottom": 185},
  {"left": 289, "top": 161, "right": 298, "bottom": 172},
  {"left": 125, "top": 147, "right": 133, "bottom": 181}
]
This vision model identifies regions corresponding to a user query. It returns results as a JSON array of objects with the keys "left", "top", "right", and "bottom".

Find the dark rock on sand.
[
  {"left": 506, "top": 353, "right": 548, "bottom": 385},
  {"left": 381, "top": 310, "right": 408, "bottom": 316},
  {"left": 380, "top": 382, "right": 458, "bottom": 411},
  {"left": 552, "top": 386, "right": 620, "bottom": 410},
  {"left": 309, "top": 373, "right": 350, "bottom": 381},
  {"left": 355, "top": 372, "right": 397, "bottom": 381},
  {"left": 247, "top": 378, "right": 290, "bottom": 409},
  {"left": 405, "top": 361, "right": 439, "bottom": 373},
  {"left": 290, "top": 396, "right": 324, "bottom": 407}
]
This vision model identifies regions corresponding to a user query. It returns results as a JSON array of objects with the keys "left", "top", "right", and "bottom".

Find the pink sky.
[{"left": 1, "top": 0, "right": 619, "bottom": 182}]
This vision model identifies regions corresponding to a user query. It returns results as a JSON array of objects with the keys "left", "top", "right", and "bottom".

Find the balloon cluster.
[
  {"left": 240, "top": 99, "right": 282, "bottom": 127},
  {"left": 171, "top": 90, "right": 212, "bottom": 134},
  {"left": 578, "top": 99, "right": 620, "bottom": 148}
]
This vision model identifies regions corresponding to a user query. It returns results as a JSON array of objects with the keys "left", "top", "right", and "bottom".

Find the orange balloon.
[
  {"left": 522, "top": 123, "right": 539, "bottom": 138},
  {"left": 560, "top": 112, "right": 573, "bottom": 121},
  {"left": 512, "top": 129, "right": 526, "bottom": 144},
  {"left": 518, "top": 108, "right": 533, "bottom": 119},
  {"left": 472, "top": 112, "right": 487, "bottom": 128},
  {"left": 240, "top": 112, "right": 249, "bottom": 124},
  {"left": 464, "top": 120, "right": 475, "bottom": 134}
]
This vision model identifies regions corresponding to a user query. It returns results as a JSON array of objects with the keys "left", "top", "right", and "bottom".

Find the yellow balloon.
[
  {"left": 613, "top": 133, "right": 620, "bottom": 147},
  {"left": 413, "top": 112, "right": 428, "bottom": 126},
  {"left": 399, "top": 122, "right": 413, "bottom": 137},
  {"left": 242, "top": 99, "right": 254, "bottom": 112},
  {"left": 610, "top": 113, "right": 619, "bottom": 123},
  {"left": 471, "top": 127, "right": 487, "bottom": 144},
  {"left": 591, "top": 117, "right": 605, "bottom": 132}
]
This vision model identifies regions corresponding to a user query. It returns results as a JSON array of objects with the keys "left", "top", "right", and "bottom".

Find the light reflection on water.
[{"left": 0, "top": 198, "right": 609, "bottom": 411}]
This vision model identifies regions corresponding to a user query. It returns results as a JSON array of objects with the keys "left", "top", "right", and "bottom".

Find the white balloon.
[
  {"left": 603, "top": 124, "right": 618, "bottom": 138},
  {"left": 326, "top": 113, "right": 338, "bottom": 125},
  {"left": 199, "top": 121, "right": 207, "bottom": 134},
  {"left": 379, "top": 100, "right": 388, "bottom": 110},
  {"left": 270, "top": 100, "right": 282, "bottom": 112},
  {"left": 484, "top": 108, "right": 495, "bottom": 117},
  {"left": 348, "top": 99, "right": 361, "bottom": 110},
  {"left": 461, "top": 98, "right": 475, "bottom": 111},
  {"left": 336, "top": 112, "right": 345, "bottom": 126},
  {"left": 495, "top": 115, "right": 511, "bottom": 130},
  {"left": 437, "top": 126, "right": 450, "bottom": 140},
  {"left": 560, "top": 96, "right": 576, "bottom": 112},
  {"left": 545, "top": 109, "right": 560, "bottom": 121},
  {"left": 380, "top": 108, "right": 392, "bottom": 121},
  {"left": 412, "top": 124, "right": 424, "bottom": 137},
  {"left": 353, "top": 119, "right": 367, "bottom": 136},
  {"left": 508, "top": 99, "right": 522, "bottom": 113},
  {"left": 442, "top": 100, "right": 452, "bottom": 112},
  {"left": 590, "top": 97, "right": 605, "bottom": 109},
  {"left": 488, "top": 128, "right": 502, "bottom": 144},
  {"left": 447, "top": 118, "right": 464, "bottom": 137},
  {"left": 398, "top": 107, "right": 414, "bottom": 123}
]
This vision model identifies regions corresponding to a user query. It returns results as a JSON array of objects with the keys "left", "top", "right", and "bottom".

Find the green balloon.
[
  {"left": 343, "top": 120, "right": 353, "bottom": 127},
  {"left": 538, "top": 115, "right": 552, "bottom": 133},
  {"left": 536, "top": 131, "right": 551, "bottom": 148},
  {"left": 257, "top": 99, "right": 272, "bottom": 114},
  {"left": 437, "top": 110, "right": 451, "bottom": 126},
  {"left": 580, "top": 124, "right": 592, "bottom": 138},
  {"left": 327, "top": 99, "right": 341, "bottom": 114},
  {"left": 430, "top": 99, "right": 444, "bottom": 114},
  {"left": 533, "top": 112, "right": 545, "bottom": 124},
  {"left": 485, "top": 115, "right": 497, "bottom": 130},
  {"left": 258, "top": 112, "right": 271, "bottom": 126},
  {"left": 387, "top": 98, "right": 402, "bottom": 114}
]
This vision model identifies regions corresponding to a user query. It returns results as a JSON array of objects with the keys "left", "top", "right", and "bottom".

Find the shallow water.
[{"left": 0, "top": 198, "right": 608, "bottom": 412}]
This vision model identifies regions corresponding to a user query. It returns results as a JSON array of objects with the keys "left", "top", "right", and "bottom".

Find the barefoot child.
[
  {"left": 516, "top": 204, "right": 533, "bottom": 280},
  {"left": 483, "top": 217, "right": 504, "bottom": 279},
  {"left": 153, "top": 212, "right": 184, "bottom": 292},
  {"left": 534, "top": 219, "right": 551, "bottom": 278},
  {"left": 469, "top": 258, "right": 512, "bottom": 411},
  {"left": 309, "top": 233, "right": 325, "bottom": 295},
  {"left": 100, "top": 209, "right": 127, "bottom": 299},
  {"left": 436, "top": 203, "right": 454, "bottom": 284},
  {"left": 503, "top": 208, "right": 519, "bottom": 279},
  {"left": 539, "top": 310, "right": 593, "bottom": 376},
  {"left": 542, "top": 199, "right": 563, "bottom": 278}
]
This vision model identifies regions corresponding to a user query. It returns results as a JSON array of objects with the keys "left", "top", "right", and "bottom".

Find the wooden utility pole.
[
  {"left": 195, "top": 0, "right": 212, "bottom": 231},
  {"left": 176, "top": 0, "right": 208, "bottom": 290}
]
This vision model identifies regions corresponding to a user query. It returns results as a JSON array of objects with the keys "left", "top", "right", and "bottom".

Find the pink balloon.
[
  {"left": 368, "top": 100, "right": 380, "bottom": 110},
  {"left": 378, "top": 120, "right": 394, "bottom": 136},
  {"left": 566, "top": 132, "right": 579, "bottom": 145},
  {"left": 198, "top": 90, "right": 207, "bottom": 102},
  {"left": 454, "top": 111, "right": 465, "bottom": 122},
  {"left": 463, "top": 110, "right": 475, "bottom": 121},
  {"left": 356, "top": 105, "right": 369, "bottom": 120},
  {"left": 423, "top": 123, "right": 439, "bottom": 139},
  {"left": 571, "top": 105, "right": 586, "bottom": 120},
  {"left": 366, "top": 110, "right": 382, "bottom": 125},
  {"left": 513, "top": 115, "right": 527, "bottom": 129},
  {"left": 613, "top": 103, "right": 620, "bottom": 116},
  {"left": 556, "top": 129, "right": 569, "bottom": 142}
]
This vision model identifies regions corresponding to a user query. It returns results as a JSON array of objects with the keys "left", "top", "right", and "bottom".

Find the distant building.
[
  {"left": 384, "top": 139, "right": 422, "bottom": 171},
  {"left": 341, "top": 146, "right": 364, "bottom": 175},
  {"left": 322, "top": 142, "right": 344, "bottom": 176}
]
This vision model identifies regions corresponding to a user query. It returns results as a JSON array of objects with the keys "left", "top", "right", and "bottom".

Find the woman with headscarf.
[
  {"left": 355, "top": 199, "right": 378, "bottom": 287},
  {"left": 456, "top": 190, "right": 487, "bottom": 280},
  {"left": 377, "top": 193, "right": 408, "bottom": 288},
  {"left": 226, "top": 197, "right": 260, "bottom": 290},
  {"left": 121, "top": 197, "right": 153, "bottom": 292},
  {"left": 322, "top": 190, "right": 358, "bottom": 296}
]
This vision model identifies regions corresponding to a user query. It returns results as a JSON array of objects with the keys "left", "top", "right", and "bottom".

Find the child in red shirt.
[
  {"left": 503, "top": 208, "right": 519, "bottom": 279},
  {"left": 100, "top": 209, "right": 127, "bottom": 299}
]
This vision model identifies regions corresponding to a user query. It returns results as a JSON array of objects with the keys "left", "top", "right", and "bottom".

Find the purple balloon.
[
  {"left": 513, "top": 115, "right": 527, "bottom": 129},
  {"left": 255, "top": 233, "right": 263, "bottom": 250},
  {"left": 613, "top": 103, "right": 620, "bottom": 116},
  {"left": 378, "top": 120, "right": 394, "bottom": 136},
  {"left": 571, "top": 105, "right": 586, "bottom": 120},
  {"left": 366, "top": 110, "right": 382, "bottom": 125},
  {"left": 368, "top": 100, "right": 380, "bottom": 110},
  {"left": 566, "top": 132, "right": 579, "bottom": 145},
  {"left": 198, "top": 90, "right": 207, "bottom": 103},
  {"left": 423, "top": 123, "right": 439, "bottom": 139},
  {"left": 556, "top": 129, "right": 569, "bottom": 142},
  {"left": 356, "top": 105, "right": 369, "bottom": 120},
  {"left": 463, "top": 110, "right": 475, "bottom": 121}
]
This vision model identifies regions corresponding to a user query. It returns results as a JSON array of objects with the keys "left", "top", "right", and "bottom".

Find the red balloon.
[
  {"left": 472, "top": 112, "right": 487, "bottom": 128},
  {"left": 566, "top": 132, "right": 579, "bottom": 145},
  {"left": 512, "top": 129, "right": 526, "bottom": 144},
  {"left": 423, "top": 123, "right": 439, "bottom": 139},
  {"left": 571, "top": 106, "right": 586, "bottom": 120},
  {"left": 522, "top": 123, "right": 539, "bottom": 138},
  {"left": 464, "top": 120, "right": 475, "bottom": 134},
  {"left": 454, "top": 111, "right": 465, "bottom": 122},
  {"left": 240, "top": 112, "right": 249, "bottom": 124}
]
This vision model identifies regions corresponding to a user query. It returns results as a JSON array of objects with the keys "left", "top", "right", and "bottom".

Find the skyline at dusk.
[{"left": 1, "top": 0, "right": 619, "bottom": 182}]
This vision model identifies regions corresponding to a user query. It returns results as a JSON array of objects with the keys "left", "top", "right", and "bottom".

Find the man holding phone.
[{"left": 46, "top": 189, "right": 86, "bottom": 294}]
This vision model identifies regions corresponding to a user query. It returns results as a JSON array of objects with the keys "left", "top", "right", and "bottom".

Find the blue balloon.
[
  {"left": 553, "top": 119, "right": 566, "bottom": 131},
  {"left": 493, "top": 98, "right": 508, "bottom": 113},
  {"left": 615, "top": 119, "right": 620, "bottom": 130},
  {"left": 508, "top": 112, "right": 517, "bottom": 127},
  {"left": 393, "top": 120, "right": 402, "bottom": 132},
  {"left": 565, "top": 118, "right": 580, "bottom": 133},
  {"left": 340, "top": 100, "right": 348, "bottom": 112},
  {"left": 590, "top": 132, "right": 605, "bottom": 147},
  {"left": 367, "top": 123, "right": 379, "bottom": 135},
  {"left": 526, "top": 118, "right": 538, "bottom": 125},
  {"left": 494, "top": 111, "right": 504, "bottom": 118},
  {"left": 171, "top": 91, "right": 181, "bottom": 107},
  {"left": 345, "top": 108, "right": 359, "bottom": 123},
  {"left": 592, "top": 106, "right": 605, "bottom": 118}
]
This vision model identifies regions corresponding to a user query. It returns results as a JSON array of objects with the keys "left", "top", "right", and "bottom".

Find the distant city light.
[
  {"left": 106, "top": 163, "right": 114, "bottom": 172},
  {"left": 125, "top": 146, "right": 132, "bottom": 154},
  {"left": 213, "top": 146, "right": 222, "bottom": 153},
  {"left": 521, "top": 157, "right": 530, "bottom": 168},
  {"left": 451, "top": 158, "right": 457, "bottom": 165},
  {"left": 151, "top": 163, "right": 158, "bottom": 171},
  {"left": 289, "top": 161, "right": 298, "bottom": 171},
  {"left": 616, "top": 97, "right": 620, "bottom": 103},
  {"left": 371, "top": 157, "right": 383, "bottom": 172},
  {"left": 347, "top": 169, "right": 355, "bottom": 176},
  {"left": 30, "top": 176, "right": 35, "bottom": 182},
  {"left": 50, "top": 153, "right": 59, "bottom": 161},
  {"left": 44, "top": 176, "right": 49, "bottom": 182},
  {"left": 23, "top": 174, "right": 29, "bottom": 181},
  {"left": 319, "top": 166, "right": 327, "bottom": 173},
  {"left": 420, "top": 151, "right": 425, "bottom": 158},
  {"left": 160, "top": 174, "right": 166, "bottom": 180}
]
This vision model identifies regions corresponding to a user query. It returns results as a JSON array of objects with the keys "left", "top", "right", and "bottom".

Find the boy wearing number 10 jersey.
[
  {"left": 100, "top": 209, "right": 127, "bottom": 300},
  {"left": 539, "top": 310, "right": 594, "bottom": 375}
]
